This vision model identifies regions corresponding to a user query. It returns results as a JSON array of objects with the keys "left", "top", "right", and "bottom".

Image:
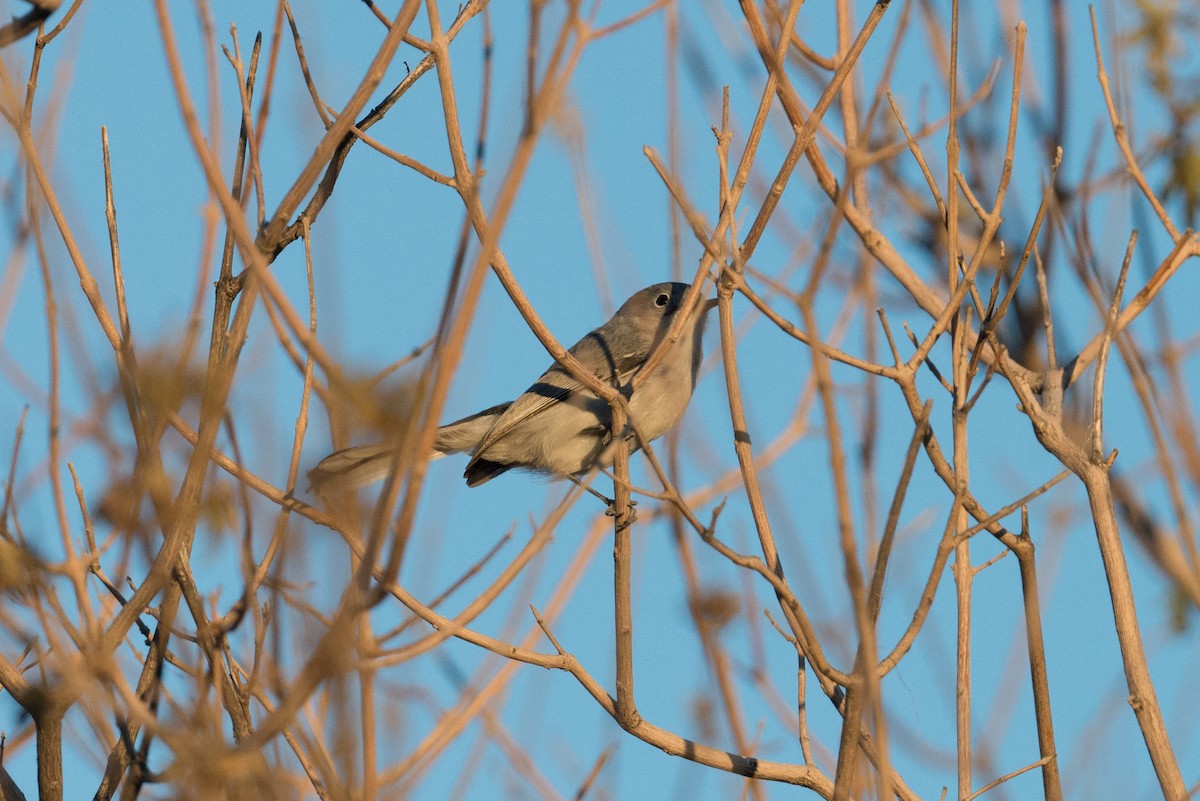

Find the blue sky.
[{"left": 1, "top": 1, "right": 1199, "bottom": 799}]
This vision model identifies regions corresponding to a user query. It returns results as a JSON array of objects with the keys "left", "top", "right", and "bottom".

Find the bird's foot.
[{"left": 604, "top": 497, "right": 638, "bottom": 521}]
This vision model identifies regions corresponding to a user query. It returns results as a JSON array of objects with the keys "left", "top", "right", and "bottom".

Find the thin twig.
[{"left": 1090, "top": 230, "right": 1136, "bottom": 461}]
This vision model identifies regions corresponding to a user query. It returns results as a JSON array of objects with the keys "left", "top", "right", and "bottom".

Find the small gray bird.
[{"left": 309, "top": 282, "right": 715, "bottom": 495}]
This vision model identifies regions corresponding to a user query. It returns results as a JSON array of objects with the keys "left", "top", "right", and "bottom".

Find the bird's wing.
[
  {"left": 466, "top": 367, "right": 586, "bottom": 464},
  {"left": 466, "top": 332, "right": 643, "bottom": 468}
]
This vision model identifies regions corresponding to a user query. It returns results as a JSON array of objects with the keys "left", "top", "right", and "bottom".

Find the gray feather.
[{"left": 309, "top": 282, "right": 712, "bottom": 494}]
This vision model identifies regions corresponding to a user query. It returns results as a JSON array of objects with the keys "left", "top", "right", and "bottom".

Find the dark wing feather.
[{"left": 464, "top": 457, "right": 512, "bottom": 487}]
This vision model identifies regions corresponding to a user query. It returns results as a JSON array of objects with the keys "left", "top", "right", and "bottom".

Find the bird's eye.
[{"left": 655, "top": 292, "right": 670, "bottom": 308}]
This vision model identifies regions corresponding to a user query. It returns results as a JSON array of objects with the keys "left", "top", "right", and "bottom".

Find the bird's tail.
[
  {"left": 432, "top": 402, "right": 509, "bottom": 456},
  {"left": 308, "top": 402, "right": 510, "bottom": 494},
  {"left": 307, "top": 443, "right": 401, "bottom": 494}
]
